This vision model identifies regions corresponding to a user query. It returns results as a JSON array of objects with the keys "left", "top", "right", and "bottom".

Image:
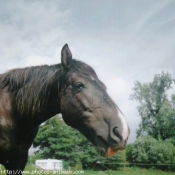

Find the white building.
[{"left": 35, "top": 159, "right": 63, "bottom": 171}]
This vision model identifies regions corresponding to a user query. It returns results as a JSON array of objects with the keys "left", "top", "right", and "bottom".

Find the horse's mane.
[
  {"left": 0, "top": 60, "right": 97, "bottom": 116},
  {"left": 0, "top": 64, "right": 62, "bottom": 116}
]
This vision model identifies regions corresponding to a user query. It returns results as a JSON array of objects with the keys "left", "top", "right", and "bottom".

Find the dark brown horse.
[{"left": 0, "top": 44, "right": 130, "bottom": 175}]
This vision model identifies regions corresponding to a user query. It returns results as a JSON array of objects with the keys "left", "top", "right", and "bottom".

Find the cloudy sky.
[{"left": 0, "top": 0, "right": 175, "bottom": 143}]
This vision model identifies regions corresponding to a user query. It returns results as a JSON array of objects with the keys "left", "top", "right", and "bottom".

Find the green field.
[
  {"left": 28, "top": 167, "right": 175, "bottom": 175},
  {"left": 1, "top": 166, "right": 175, "bottom": 175},
  {"left": 73, "top": 168, "right": 175, "bottom": 175}
]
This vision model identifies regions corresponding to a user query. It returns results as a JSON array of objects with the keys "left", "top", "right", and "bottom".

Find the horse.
[{"left": 0, "top": 44, "right": 130, "bottom": 175}]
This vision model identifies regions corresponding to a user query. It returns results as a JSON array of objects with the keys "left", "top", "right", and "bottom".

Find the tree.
[
  {"left": 33, "top": 116, "right": 101, "bottom": 169},
  {"left": 130, "top": 72, "right": 175, "bottom": 140}
]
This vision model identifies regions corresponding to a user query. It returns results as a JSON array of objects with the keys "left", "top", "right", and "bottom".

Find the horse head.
[{"left": 60, "top": 44, "right": 130, "bottom": 157}]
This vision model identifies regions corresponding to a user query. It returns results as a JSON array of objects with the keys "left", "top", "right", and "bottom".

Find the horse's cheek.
[
  {"left": 61, "top": 95, "right": 78, "bottom": 117},
  {"left": 76, "top": 91, "right": 92, "bottom": 109}
]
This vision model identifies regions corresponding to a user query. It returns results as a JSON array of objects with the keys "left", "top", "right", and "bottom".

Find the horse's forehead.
[{"left": 68, "top": 72, "right": 92, "bottom": 82}]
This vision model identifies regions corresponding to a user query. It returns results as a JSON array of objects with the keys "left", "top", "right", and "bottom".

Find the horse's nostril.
[{"left": 113, "top": 127, "right": 122, "bottom": 140}]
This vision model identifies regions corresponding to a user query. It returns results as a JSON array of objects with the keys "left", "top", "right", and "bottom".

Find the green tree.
[
  {"left": 34, "top": 116, "right": 83, "bottom": 168},
  {"left": 33, "top": 116, "right": 100, "bottom": 168},
  {"left": 130, "top": 72, "right": 175, "bottom": 140}
]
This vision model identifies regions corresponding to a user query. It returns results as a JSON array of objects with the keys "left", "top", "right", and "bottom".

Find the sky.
[{"left": 0, "top": 0, "right": 175, "bottom": 143}]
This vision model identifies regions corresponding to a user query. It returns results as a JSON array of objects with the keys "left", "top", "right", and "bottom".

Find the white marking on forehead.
[
  {"left": 118, "top": 111, "right": 129, "bottom": 140},
  {"left": 91, "top": 75, "right": 95, "bottom": 81}
]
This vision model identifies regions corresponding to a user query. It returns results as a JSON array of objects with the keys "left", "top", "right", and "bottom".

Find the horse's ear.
[{"left": 61, "top": 44, "right": 72, "bottom": 69}]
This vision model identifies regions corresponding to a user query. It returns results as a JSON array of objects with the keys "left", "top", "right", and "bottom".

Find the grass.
[
  {"left": 84, "top": 171, "right": 175, "bottom": 175},
  {"left": 81, "top": 168, "right": 175, "bottom": 175},
  {"left": 24, "top": 166, "right": 175, "bottom": 175},
  {"left": 1, "top": 166, "right": 175, "bottom": 175}
]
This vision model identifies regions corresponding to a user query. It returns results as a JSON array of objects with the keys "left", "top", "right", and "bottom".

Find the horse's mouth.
[
  {"left": 107, "top": 147, "right": 119, "bottom": 157},
  {"left": 81, "top": 132, "right": 125, "bottom": 157},
  {"left": 96, "top": 136, "right": 120, "bottom": 157},
  {"left": 98, "top": 145, "right": 120, "bottom": 157}
]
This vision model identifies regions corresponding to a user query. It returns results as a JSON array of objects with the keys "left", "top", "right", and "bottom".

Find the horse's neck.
[{"left": 22, "top": 64, "right": 63, "bottom": 127}]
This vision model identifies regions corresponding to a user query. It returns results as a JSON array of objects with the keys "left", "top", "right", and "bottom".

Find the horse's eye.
[{"left": 75, "top": 82, "right": 85, "bottom": 93}]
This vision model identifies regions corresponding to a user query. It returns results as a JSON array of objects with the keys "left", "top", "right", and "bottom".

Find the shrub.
[{"left": 126, "top": 136, "right": 175, "bottom": 170}]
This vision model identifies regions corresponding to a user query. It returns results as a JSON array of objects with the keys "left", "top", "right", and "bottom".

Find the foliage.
[
  {"left": 130, "top": 72, "right": 175, "bottom": 140},
  {"left": 33, "top": 116, "right": 92, "bottom": 168},
  {"left": 126, "top": 136, "right": 175, "bottom": 170}
]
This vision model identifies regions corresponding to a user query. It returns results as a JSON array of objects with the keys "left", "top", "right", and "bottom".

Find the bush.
[{"left": 126, "top": 136, "right": 175, "bottom": 170}]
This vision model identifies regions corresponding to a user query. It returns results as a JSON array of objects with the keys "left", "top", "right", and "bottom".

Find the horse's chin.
[
  {"left": 98, "top": 148, "right": 107, "bottom": 157},
  {"left": 98, "top": 147, "right": 119, "bottom": 157}
]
